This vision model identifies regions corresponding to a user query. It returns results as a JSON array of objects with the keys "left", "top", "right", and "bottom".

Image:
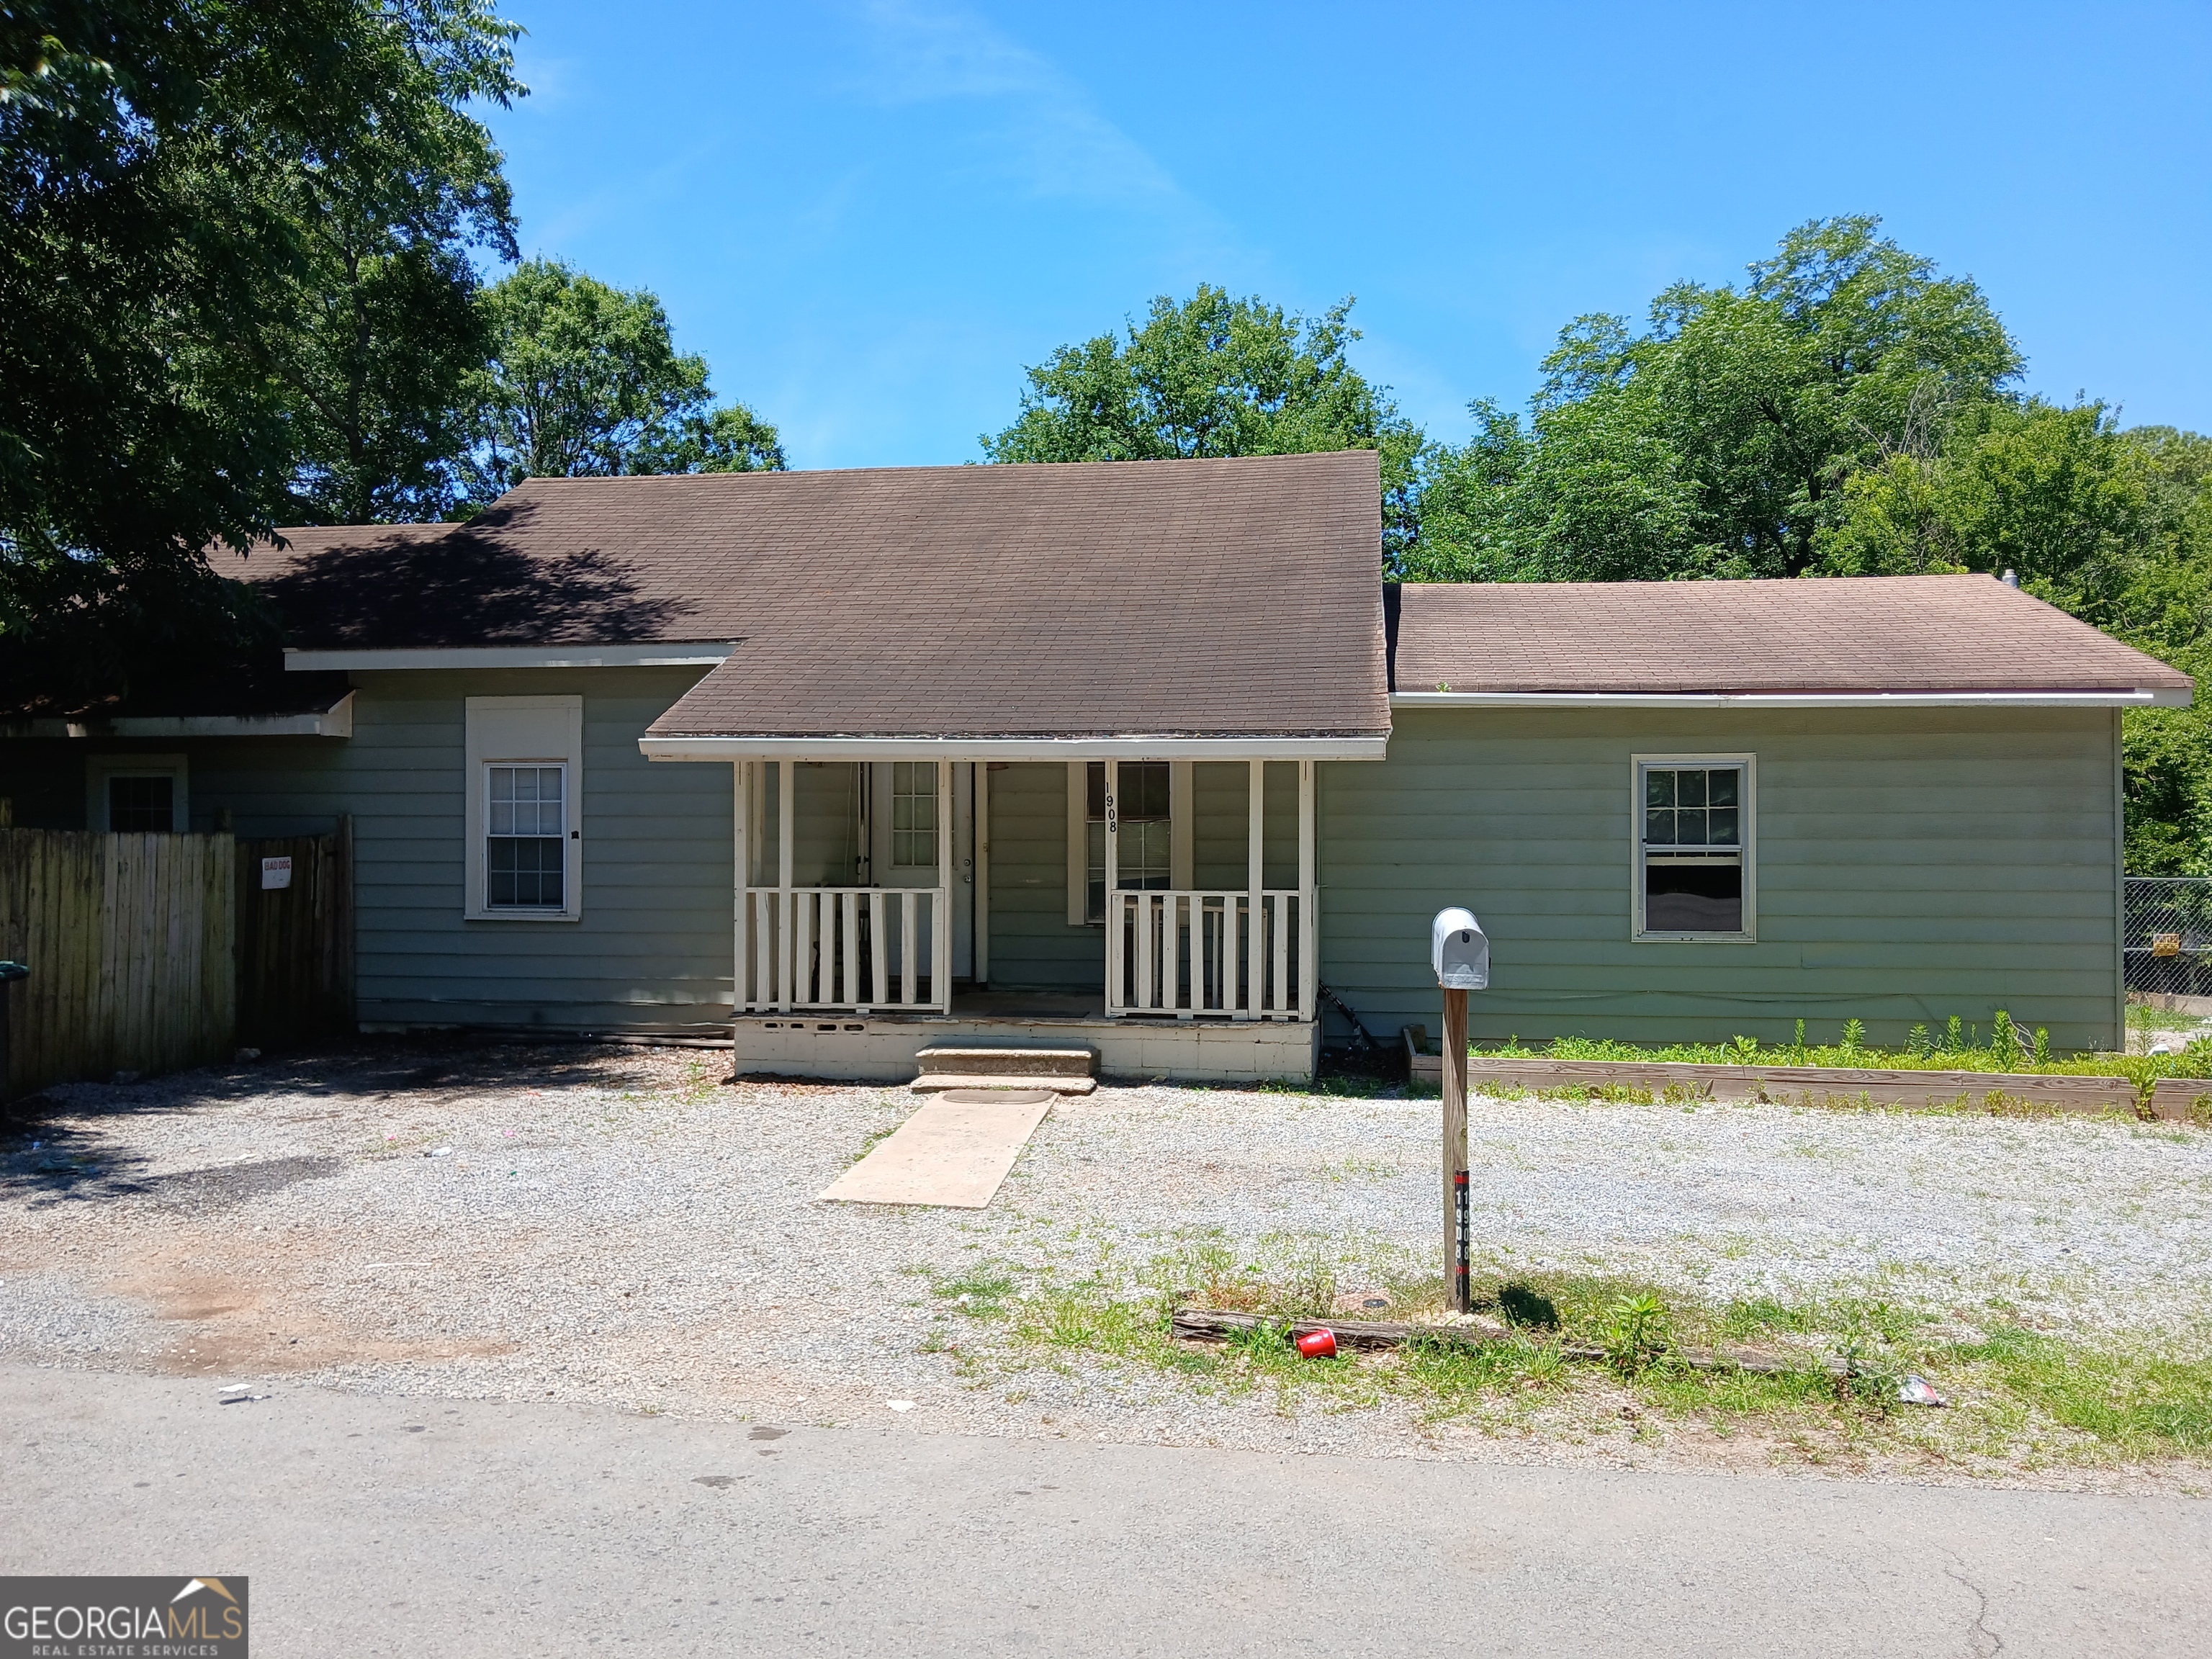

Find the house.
[{"left": 0, "top": 451, "right": 2190, "bottom": 1081}]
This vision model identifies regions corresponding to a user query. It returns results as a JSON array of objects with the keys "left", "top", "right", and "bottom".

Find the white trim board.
[
  {"left": 7, "top": 694, "right": 354, "bottom": 739},
  {"left": 287, "top": 643, "right": 734, "bottom": 671},
  {"left": 642, "top": 734, "right": 1388, "bottom": 762},
  {"left": 1392, "top": 689, "right": 2189, "bottom": 709}
]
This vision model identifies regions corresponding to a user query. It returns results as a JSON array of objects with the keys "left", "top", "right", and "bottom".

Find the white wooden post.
[
  {"left": 776, "top": 758, "right": 794, "bottom": 1012},
  {"left": 732, "top": 762, "right": 750, "bottom": 1015},
  {"left": 935, "top": 757, "right": 952, "bottom": 1008},
  {"left": 975, "top": 762, "right": 991, "bottom": 987},
  {"left": 1105, "top": 758, "right": 1120, "bottom": 1014},
  {"left": 1298, "top": 757, "right": 1316, "bottom": 1019},
  {"left": 1244, "top": 759, "right": 1264, "bottom": 1020}
]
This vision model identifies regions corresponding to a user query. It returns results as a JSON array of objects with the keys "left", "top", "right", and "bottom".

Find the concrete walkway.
[{"left": 4, "top": 1364, "right": 2205, "bottom": 1657}]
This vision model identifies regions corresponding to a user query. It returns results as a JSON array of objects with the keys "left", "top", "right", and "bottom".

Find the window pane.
[
  {"left": 1676, "top": 808, "right": 1708, "bottom": 846},
  {"left": 1708, "top": 769, "right": 1739, "bottom": 809},
  {"left": 1708, "top": 807, "right": 1739, "bottom": 846},
  {"left": 1644, "top": 808, "right": 1673, "bottom": 846},
  {"left": 1646, "top": 770, "right": 1676, "bottom": 809},
  {"left": 488, "top": 837, "right": 565, "bottom": 907},
  {"left": 1645, "top": 860, "right": 1742, "bottom": 932},
  {"left": 108, "top": 775, "right": 174, "bottom": 832},
  {"left": 1677, "top": 770, "right": 1707, "bottom": 807},
  {"left": 1122, "top": 762, "right": 1170, "bottom": 821},
  {"left": 1087, "top": 761, "right": 1105, "bottom": 820},
  {"left": 1086, "top": 820, "right": 1105, "bottom": 923},
  {"left": 892, "top": 761, "right": 938, "bottom": 868}
]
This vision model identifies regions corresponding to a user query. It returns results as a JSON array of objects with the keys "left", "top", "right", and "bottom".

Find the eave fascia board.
[
  {"left": 1390, "top": 688, "right": 2192, "bottom": 710},
  {"left": 5, "top": 693, "right": 356, "bottom": 739},
  {"left": 284, "top": 642, "right": 735, "bottom": 671},
  {"left": 639, "top": 733, "right": 1390, "bottom": 763}
]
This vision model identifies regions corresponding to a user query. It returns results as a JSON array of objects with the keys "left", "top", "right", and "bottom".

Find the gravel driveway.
[{"left": 4, "top": 1042, "right": 2209, "bottom": 1468}]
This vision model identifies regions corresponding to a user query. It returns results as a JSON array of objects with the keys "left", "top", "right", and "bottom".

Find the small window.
[
  {"left": 487, "top": 765, "right": 565, "bottom": 909},
  {"left": 891, "top": 761, "right": 939, "bottom": 870},
  {"left": 1085, "top": 760, "right": 1170, "bottom": 924},
  {"left": 107, "top": 775, "right": 176, "bottom": 832},
  {"left": 1636, "top": 759, "right": 1752, "bottom": 938}
]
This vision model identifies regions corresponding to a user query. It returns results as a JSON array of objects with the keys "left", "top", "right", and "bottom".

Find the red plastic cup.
[{"left": 1295, "top": 1328, "right": 1338, "bottom": 1359}]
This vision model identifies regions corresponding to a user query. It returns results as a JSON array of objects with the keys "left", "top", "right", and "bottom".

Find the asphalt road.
[{"left": 3, "top": 1364, "right": 2206, "bottom": 1657}]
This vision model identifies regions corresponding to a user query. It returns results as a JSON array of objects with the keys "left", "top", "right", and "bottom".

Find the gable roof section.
[
  {"left": 219, "top": 453, "right": 1392, "bottom": 745},
  {"left": 1390, "top": 577, "right": 2193, "bottom": 705}
]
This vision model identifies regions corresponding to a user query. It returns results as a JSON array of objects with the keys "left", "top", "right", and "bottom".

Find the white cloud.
[{"left": 849, "top": 1, "right": 1184, "bottom": 206}]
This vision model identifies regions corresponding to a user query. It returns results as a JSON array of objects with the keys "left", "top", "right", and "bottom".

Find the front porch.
[{"left": 725, "top": 757, "right": 1323, "bottom": 1084}]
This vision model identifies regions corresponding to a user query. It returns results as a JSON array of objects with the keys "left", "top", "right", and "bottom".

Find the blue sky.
[{"left": 486, "top": 1, "right": 2212, "bottom": 470}]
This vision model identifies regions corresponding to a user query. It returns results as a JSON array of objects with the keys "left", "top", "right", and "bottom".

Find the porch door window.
[
  {"left": 891, "top": 761, "right": 939, "bottom": 871},
  {"left": 487, "top": 764, "right": 566, "bottom": 909},
  {"left": 1086, "top": 761, "right": 1170, "bottom": 924}
]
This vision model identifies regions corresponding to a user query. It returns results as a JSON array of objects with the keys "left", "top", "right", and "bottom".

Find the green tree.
[
  {"left": 462, "top": 260, "right": 785, "bottom": 498},
  {"left": 1, "top": 1, "right": 523, "bottom": 711},
  {"left": 983, "top": 285, "right": 1426, "bottom": 561},
  {"left": 1412, "top": 217, "right": 2023, "bottom": 581}
]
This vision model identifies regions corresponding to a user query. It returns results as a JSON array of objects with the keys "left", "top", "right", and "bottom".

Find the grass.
[
  {"left": 943, "top": 1243, "right": 2212, "bottom": 1473},
  {"left": 1450, "top": 1012, "right": 2212, "bottom": 1108}
]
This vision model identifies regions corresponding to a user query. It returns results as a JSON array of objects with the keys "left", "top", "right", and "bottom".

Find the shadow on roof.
[{"left": 258, "top": 495, "right": 696, "bottom": 649}]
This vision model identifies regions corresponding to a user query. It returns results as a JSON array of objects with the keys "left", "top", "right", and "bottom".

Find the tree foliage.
[
  {"left": 462, "top": 258, "right": 785, "bottom": 499},
  {"left": 1405, "top": 217, "right": 2023, "bottom": 582},
  {"left": 0, "top": 0, "right": 522, "bottom": 709},
  {"left": 984, "top": 284, "right": 1426, "bottom": 557}
]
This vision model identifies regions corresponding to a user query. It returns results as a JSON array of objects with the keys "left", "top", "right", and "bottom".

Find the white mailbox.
[{"left": 1431, "top": 907, "right": 1488, "bottom": 990}]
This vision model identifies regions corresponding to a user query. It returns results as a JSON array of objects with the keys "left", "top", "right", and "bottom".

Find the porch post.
[
  {"left": 732, "top": 762, "right": 750, "bottom": 1016},
  {"left": 975, "top": 763, "right": 991, "bottom": 987},
  {"left": 777, "top": 758, "right": 794, "bottom": 1013},
  {"left": 935, "top": 758, "right": 953, "bottom": 1007},
  {"left": 1298, "top": 758, "right": 1316, "bottom": 1020},
  {"left": 1244, "top": 758, "right": 1263, "bottom": 1020},
  {"left": 1104, "top": 759, "right": 1120, "bottom": 1015}
]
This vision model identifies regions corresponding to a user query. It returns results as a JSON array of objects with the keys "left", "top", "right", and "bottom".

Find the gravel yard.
[{"left": 4, "top": 1041, "right": 2210, "bottom": 1479}]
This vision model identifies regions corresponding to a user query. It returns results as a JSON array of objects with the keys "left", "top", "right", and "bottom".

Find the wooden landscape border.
[{"left": 1401, "top": 1030, "right": 2210, "bottom": 1122}]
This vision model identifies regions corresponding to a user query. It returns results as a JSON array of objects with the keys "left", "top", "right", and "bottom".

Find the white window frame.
[
  {"left": 1631, "top": 752, "right": 1755, "bottom": 943},
  {"left": 86, "top": 753, "right": 188, "bottom": 832},
  {"left": 465, "top": 695, "right": 583, "bottom": 922},
  {"left": 1066, "top": 759, "right": 1191, "bottom": 926}
]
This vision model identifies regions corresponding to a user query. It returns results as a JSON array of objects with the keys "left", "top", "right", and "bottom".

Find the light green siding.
[
  {"left": 8, "top": 667, "right": 735, "bottom": 1033},
  {"left": 1317, "top": 705, "right": 2124, "bottom": 1052},
  {"left": 983, "top": 763, "right": 1098, "bottom": 989}
]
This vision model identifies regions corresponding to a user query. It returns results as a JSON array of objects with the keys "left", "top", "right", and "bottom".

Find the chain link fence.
[{"left": 2125, "top": 876, "right": 2212, "bottom": 998}]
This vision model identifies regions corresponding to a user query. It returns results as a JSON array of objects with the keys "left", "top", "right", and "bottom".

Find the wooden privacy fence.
[
  {"left": 0, "top": 822, "right": 355, "bottom": 1097},
  {"left": 237, "top": 822, "right": 354, "bottom": 1048},
  {"left": 0, "top": 830, "right": 235, "bottom": 1097}
]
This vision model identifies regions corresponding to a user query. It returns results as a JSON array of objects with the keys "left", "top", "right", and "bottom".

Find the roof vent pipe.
[{"left": 2001, "top": 569, "right": 2020, "bottom": 588}]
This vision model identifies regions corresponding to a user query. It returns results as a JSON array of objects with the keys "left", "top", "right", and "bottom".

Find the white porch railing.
[
  {"left": 737, "top": 886, "right": 950, "bottom": 1013},
  {"left": 1105, "top": 888, "right": 1313, "bottom": 1020}
]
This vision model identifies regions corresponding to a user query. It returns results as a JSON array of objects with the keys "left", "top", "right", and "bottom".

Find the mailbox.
[{"left": 1431, "top": 908, "right": 1488, "bottom": 990}]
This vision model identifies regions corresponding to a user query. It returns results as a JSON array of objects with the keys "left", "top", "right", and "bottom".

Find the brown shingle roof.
[
  {"left": 1392, "top": 577, "right": 2193, "bottom": 698},
  {"left": 220, "top": 453, "right": 1391, "bottom": 740}
]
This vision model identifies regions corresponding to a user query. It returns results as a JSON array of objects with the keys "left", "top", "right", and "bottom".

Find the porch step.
[{"left": 911, "top": 1044, "right": 1096, "bottom": 1096}]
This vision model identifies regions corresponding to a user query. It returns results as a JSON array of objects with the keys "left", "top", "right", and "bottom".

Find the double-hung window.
[
  {"left": 1635, "top": 756, "right": 1753, "bottom": 940},
  {"left": 1084, "top": 760, "right": 1171, "bottom": 925},
  {"left": 464, "top": 695, "right": 583, "bottom": 920},
  {"left": 487, "top": 765, "right": 566, "bottom": 908}
]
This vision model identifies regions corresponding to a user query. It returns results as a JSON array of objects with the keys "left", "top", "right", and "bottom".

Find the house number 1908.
[{"left": 1105, "top": 792, "right": 1117, "bottom": 834}]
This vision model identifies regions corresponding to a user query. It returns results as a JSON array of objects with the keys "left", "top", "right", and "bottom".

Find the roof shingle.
[
  {"left": 1391, "top": 577, "right": 2193, "bottom": 697},
  {"left": 220, "top": 452, "right": 1392, "bottom": 740}
]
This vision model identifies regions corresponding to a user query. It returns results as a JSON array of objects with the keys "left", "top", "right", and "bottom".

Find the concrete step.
[
  {"left": 911, "top": 1043, "right": 1096, "bottom": 1096},
  {"left": 913, "top": 1044, "right": 1093, "bottom": 1079},
  {"left": 911, "top": 1071, "right": 1097, "bottom": 1096}
]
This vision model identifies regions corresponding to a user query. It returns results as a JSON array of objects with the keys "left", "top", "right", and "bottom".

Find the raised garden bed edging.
[{"left": 1401, "top": 1030, "right": 2211, "bottom": 1123}]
